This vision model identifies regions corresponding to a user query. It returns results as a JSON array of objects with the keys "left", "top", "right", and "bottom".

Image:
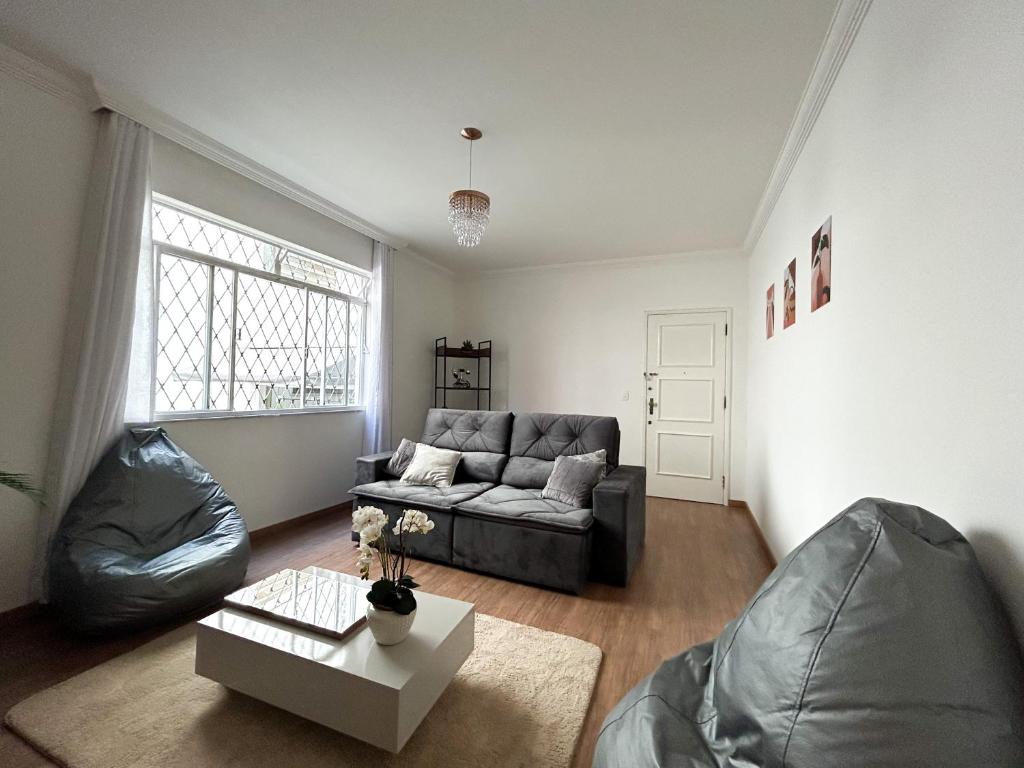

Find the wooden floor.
[{"left": 0, "top": 498, "right": 773, "bottom": 768}]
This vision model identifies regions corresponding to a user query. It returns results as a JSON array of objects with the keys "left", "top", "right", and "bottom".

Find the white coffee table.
[{"left": 195, "top": 566, "right": 475, "bottom": 752}]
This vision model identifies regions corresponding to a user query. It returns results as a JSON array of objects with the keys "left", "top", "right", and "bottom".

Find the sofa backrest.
[
  {"left": 420, "top": 408, "right": 513, "bottom": 483},
  {"left": 500, "top": 412, "right": 620, "bottom": 490}
]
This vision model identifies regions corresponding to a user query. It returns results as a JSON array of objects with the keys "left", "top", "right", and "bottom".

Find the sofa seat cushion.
[
  {"left": 350, "top": 480, "right": 493, "bottom": 510},
  {"left": 455, "top": 485, "right": 593, "bottom": 532}
]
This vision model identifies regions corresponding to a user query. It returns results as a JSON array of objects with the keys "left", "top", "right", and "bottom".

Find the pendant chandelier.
[{"left": 448, "top": 127, "right": 490, "bottom": 248}]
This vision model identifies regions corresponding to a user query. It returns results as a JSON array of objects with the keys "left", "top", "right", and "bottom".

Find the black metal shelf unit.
[{"left": 434, "top": 337, "right": 492, "bottom": 409}]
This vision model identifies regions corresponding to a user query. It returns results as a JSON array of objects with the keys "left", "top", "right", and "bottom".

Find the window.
[{"left": 151, "top": 196, "right": 370, "bottom": 416}]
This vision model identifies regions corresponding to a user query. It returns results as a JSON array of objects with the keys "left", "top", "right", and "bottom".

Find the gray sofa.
[
  {"left": 350, "top": 408, "right": 645, "bottom": 593},
  {"left": 593, "top": 498, "right": 1024, "bottom": 767}
]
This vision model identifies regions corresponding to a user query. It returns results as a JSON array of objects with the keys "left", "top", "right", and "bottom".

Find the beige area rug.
[{"left": 5, "top": 614, "right": 602, "bottom": 768}]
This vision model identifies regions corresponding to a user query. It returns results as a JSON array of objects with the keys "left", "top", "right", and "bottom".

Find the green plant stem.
[
  {"left": 398, "top": 515, "right": 406, "bottom": 581},
  {"left": 374, "top": 538, "right": 389, "bottom": 580}
]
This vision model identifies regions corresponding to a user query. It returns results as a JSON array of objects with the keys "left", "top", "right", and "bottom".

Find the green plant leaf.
[
  {"left": 393, "top": 587, "right": 417, "bottom": 615},
  {"left": 367, "top": 579, "right": 401, "bottom": 610},
  {"left": 367, "top": 590, "right": 398, "bottom": 610},
  {"left": 398, "top": 575, "right": 419, "bottom": 589}
]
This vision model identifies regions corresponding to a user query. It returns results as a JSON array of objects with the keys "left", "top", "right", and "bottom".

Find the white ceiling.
[{"left": 0, "top": 1, "right": 838, "bottom": 271}]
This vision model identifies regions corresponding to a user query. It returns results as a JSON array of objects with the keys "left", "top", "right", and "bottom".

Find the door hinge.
[
  {"left": 723, "top": 395, "right": 727, "bottom": 410},
  {"left": 721, "top": 475, "right": 725, "bottom": 489},
  {"left": 725, "top": 323, "right": 728, "bottom": 336}
]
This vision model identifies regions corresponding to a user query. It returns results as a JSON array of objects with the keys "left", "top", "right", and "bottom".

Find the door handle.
[{"left": 648, "top": 397, "right": 656, "bottom": 416}]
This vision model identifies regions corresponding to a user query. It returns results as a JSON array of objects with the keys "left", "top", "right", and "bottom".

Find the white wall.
[
  {"left": 156, "top": 411, "right": 364, "bottom": 530},
  {"left": 152, "top": 136, "right": 373, "bottom": 271},
  {"left": 459, "top": 252, "right": 749, "bottom": 494},
  {"left": 0, "top": 73, "right": 97, "bottom": 612},
  {"left": 391, "top": 251, "right": 457, "bottom": 444},
  {"left": 744, "top": 0, "right": 1024, "bottom": 639}
]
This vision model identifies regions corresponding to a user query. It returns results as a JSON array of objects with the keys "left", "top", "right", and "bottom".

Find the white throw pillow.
[{"left": 400, "top": 443, "right": 463, "bottom": 488}]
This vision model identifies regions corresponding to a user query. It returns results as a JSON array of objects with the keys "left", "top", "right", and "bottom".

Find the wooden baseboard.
[
  {"left": 249, "top": 500, "right": 353, "bottom": 544},
  {"left": 0, "top": 599, "right": 42, "bottom": 628},
  {"left": 729, "top": 499, "right": 777, "bottom": 568}
]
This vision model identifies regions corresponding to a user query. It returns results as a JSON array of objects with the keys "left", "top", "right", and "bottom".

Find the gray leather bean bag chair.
[
  {"left": 594, "top": 498, "right": 1024, "bottom": 767},
  {"left": 49, "top": 427, "right": 250, "bottom": 634}
]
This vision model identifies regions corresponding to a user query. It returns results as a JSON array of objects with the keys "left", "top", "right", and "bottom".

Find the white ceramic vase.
[{"left": 366, "top": 604, "right": 417, "bottom": 645}]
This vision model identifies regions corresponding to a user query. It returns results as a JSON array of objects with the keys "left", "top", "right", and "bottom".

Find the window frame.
[{"left": 149, "top": 195, "right": 370, "bottom": 421}]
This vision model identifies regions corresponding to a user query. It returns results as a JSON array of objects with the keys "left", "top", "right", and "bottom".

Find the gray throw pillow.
[
  {"left": 541, "top": 449, "right": 608, "bottom": 507},
  {"left": 386, "top": 438, "right": 417, "bottom": 477}
]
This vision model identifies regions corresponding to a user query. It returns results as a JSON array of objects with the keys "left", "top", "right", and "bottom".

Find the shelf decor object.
[
  {"left": 435, "top": 336, "right": 492, "bottom": 409},
  {"left": 448, "top": 127, "right": 490, "bottom": 248}
]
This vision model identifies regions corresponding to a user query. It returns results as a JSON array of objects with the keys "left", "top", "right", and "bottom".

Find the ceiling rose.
[{"left": 448, "top": 127, "right": 490, "bottom": 248}]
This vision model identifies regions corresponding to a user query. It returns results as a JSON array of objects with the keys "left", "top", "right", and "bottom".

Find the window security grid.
[{"left": 151, "top": 196, "right": 369, "bottom": 417}]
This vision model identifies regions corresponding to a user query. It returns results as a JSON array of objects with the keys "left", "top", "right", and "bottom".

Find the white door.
[{"left": 644, "top": 310, "right": 729, "bottom": 504}]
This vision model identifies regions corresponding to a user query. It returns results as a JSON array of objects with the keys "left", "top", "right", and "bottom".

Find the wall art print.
[
  {"left": 811, "top": 215, "right": 832, "bottom": 312},
  {"left": 783, "top": 259, "right": 796, "bottom": 329}
]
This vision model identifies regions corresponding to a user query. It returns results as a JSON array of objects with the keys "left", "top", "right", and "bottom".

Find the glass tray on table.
[{"left": 223, "top": 567, "right": 370, "bottom": 640}]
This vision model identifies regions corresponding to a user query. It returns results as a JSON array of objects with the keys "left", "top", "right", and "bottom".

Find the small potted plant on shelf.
[{"left": 352, "top": 506, "right": 434, "bottom": 645}]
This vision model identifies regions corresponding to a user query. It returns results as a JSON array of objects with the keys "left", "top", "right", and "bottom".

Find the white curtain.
[
  {"left": 34, "top": 111, "right": 152, "bottom": 598},
  {"left": 124, "top": 186, "right": 155, "bottom": 424},
  {"left": 363, "top": 241, "right": 395, "bottom": 454}
]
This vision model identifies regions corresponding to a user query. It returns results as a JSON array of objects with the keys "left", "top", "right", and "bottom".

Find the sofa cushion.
[
  {"left": 385, "top": 438, "right": 417, "bottom": 477},
  {"left": 542, "top": 450, "right": 608, "bottom": 506},
  {"left": 421, "top": 409, "right": 513, "bottom": 482},
  {"left": 454, "top": 452, "right": 509, "bottom": 486},
  {"left": 502, "top": 412, "right": 619, "bottom": 488},
  {"left": 350, "top": 480, "right": 493, "bottom": 510},
  {"left": 400, "top": 443, "right": 462, "bottom": 488},
  {"left": 455, "top": 485, "right": 593, "bottom": 531}
]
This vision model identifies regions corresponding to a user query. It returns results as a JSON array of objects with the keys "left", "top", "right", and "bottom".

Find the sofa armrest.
[
  {"left": 590, "top": 465, "right": 646, "bottom": 586},
  {"left": 354, "top": 451, "right": 395, "bottom": 486}
]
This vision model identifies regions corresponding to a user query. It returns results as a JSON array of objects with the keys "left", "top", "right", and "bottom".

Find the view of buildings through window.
[{"left": 152, "top": 198, "right": 370, "bottom": 415}]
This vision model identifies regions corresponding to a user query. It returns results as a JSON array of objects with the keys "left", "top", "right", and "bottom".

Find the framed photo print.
[
  {"left": 811, "top": 216, "right": 832, "bottom": 312},
  {"left": 783, "top": 259, "right": 796, "bottom": 329}
]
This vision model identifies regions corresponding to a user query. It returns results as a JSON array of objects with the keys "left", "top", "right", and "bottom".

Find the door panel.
[
  {"left": 658, "top": 323, "right": 715, "bottom": 367},
  {"left": 658, "top": 378, "right": 714, "bottom": 422},
  {"left": 656, "top": 432, "right": 714, "bottom": 479},
  {"left": 645, "top": 311, "right": 729, "bottom": 503}
]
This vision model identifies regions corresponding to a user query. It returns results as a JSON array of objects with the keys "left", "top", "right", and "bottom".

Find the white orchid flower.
[
  {"left": 352, "top": 506, "right": 387, "bottom": 543},
  {"left": 395, "top": 509, "right": 435, "bottom": 535}
]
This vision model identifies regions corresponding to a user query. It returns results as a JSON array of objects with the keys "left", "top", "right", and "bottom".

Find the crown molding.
[
  {"left": 743, "top": 0, "right": 873, "bottom": 253},
  {"left": 0, "top": 42, "right": 94, "bottom": 107},
  {"left": 0, "top": 40, "right": 407, "bottom": 249},
  {"left": 92, "top": 79, "right": 407, "bottom": 250},
  {"left": 469, "top": 246, "right": 744, "bottom": 279},
  {"left": 399, "top": 248, "right": 455, "bottom": 277}
]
